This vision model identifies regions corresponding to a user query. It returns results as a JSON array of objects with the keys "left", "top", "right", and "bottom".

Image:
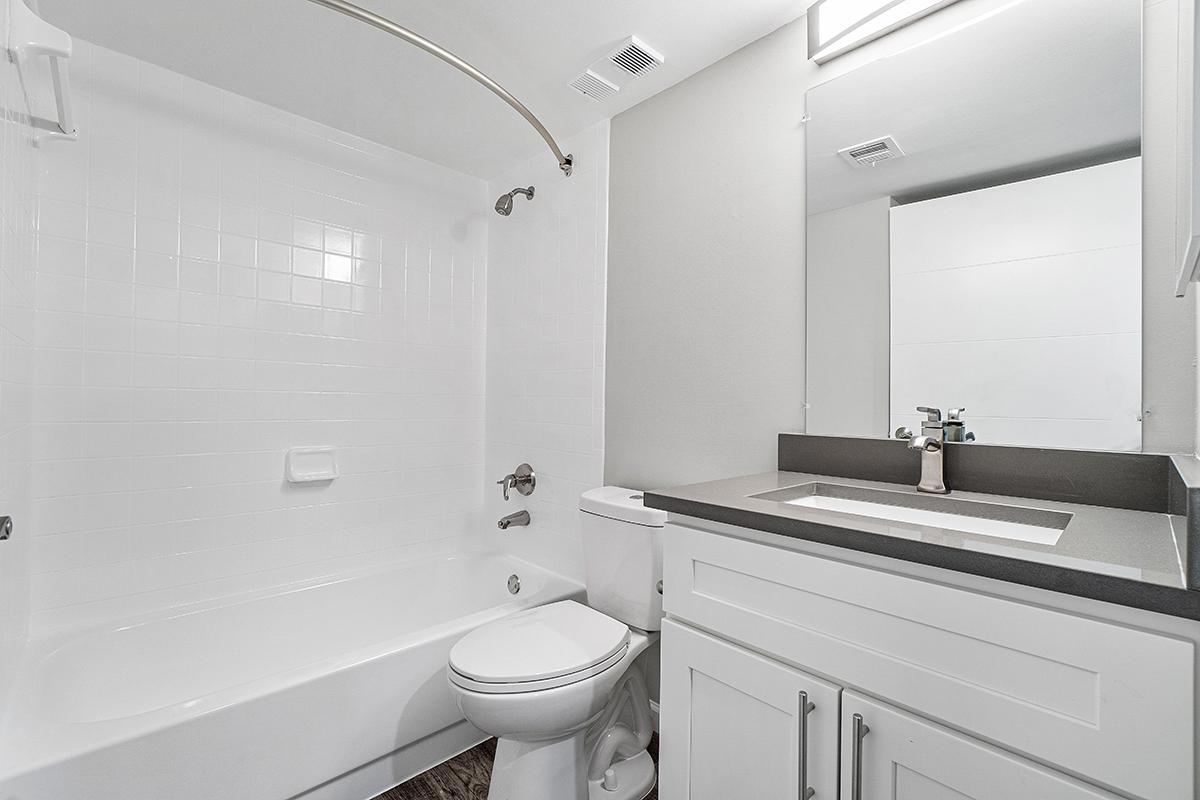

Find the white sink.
[{"left": 752, "top": 483, "right": 1071, "bottom": 546}]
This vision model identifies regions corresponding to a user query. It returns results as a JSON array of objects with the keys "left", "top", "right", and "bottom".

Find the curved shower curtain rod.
[{"left": 303, "top": 0, "right": 574, "bottom": 177}]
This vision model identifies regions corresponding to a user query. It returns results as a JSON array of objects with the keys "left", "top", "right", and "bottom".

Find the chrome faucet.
[
  {"left": 497, "top": 510, "right": 531, "bottom": 530},
  {"left": 895, "top": 407, "right": 950, "bottom": 494}
]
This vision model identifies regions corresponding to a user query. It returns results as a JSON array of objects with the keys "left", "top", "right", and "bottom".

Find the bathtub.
[{"left": 0, "top": 552, "right": 582, "bottom": 800}]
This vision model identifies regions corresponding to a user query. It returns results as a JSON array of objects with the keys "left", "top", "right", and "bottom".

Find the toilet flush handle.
[{"left": 656, "top": 579, "right": 663, "bottom": 595}]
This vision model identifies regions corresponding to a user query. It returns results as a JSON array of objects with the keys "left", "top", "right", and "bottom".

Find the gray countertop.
[{"left": 645, "top": 470, "right": 1200, "bottom": 620}]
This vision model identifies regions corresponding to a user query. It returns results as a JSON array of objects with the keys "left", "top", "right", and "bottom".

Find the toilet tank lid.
[{"left": 580, "top": 486, "right": 668, "bottom": 528}]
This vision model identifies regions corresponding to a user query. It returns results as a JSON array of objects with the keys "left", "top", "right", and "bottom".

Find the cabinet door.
[
  {"left": 659, "top": 619, "right": 840, "bottom": 800},
  {"left": 840, "top": 692, "right": 1123, "bottom": 800}
]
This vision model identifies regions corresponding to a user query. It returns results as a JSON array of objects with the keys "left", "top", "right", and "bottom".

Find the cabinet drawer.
[{"left": 664, "top": 524, "right": 1195, "bottom": 800}]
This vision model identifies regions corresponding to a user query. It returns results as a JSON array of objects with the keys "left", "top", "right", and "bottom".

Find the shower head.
[{"left": 495, "top": 186, "right": 535, "bottom": 216}]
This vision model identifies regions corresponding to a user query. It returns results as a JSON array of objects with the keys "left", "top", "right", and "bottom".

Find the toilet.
[{"left": 447, "top": 487, "right": 666, "bottom": 800}]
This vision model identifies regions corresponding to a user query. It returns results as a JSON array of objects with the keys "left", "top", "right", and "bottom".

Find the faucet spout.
[
  {"left": 908, "top": 436, "right": 948, "bottom": 494},
  {"left": 497, "top": 510, "right": 531, "bottom": 530}
]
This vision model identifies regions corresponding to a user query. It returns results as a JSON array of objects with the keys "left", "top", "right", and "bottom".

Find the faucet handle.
[
  {"left": 497, "top": 474, "right": 516, "bottom": 501},
  {"left": 947, "top": 407, "right": 966, "bottom": 421},
  {"left": 916, "top": 406, "right": 942, "bottom": 422},
  {"left": 496, "top": 463, "right": 536, "bottom": 502},
  {"left": 909, "top": 435, "right": 943, "bottom": 453}
]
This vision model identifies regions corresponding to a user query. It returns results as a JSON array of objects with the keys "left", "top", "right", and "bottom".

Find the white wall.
[
  {"left": 0, "top": 0, "right": 40, "bottom": 701},
  {"left": 606, "top": 18, "right": 809, "bottom": 491},
  {"left": 806, "top": 197, "right": 891, "bottom": 436},
  {"left": 890, "top": 159, "right": 1143, "bottom": 451},
  {"left": 29, "top": 40, "right": 491, "bottom": 631},
  {"left": 483, "top": 123, "right": 609, "bottom": 583}
]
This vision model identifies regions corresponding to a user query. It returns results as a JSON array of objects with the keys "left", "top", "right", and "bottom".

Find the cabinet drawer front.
[
  {"left": 659, "top": 619, "right": 840, "bottom": 800},
  {"left": 664, "top": 524, "right": 1194, "bottom": 800},
  {"left": 840, "top": 691, "right": 1123, "bottom": 800}
]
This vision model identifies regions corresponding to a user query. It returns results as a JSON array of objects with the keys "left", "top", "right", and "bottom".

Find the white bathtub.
[{"left": 0, "top": 553, "right": 582, "bottom": 800}]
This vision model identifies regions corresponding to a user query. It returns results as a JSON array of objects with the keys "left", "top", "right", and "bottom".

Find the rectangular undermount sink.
[{"left": 751, "top": 482, "right": 1073, "bottom": 545}]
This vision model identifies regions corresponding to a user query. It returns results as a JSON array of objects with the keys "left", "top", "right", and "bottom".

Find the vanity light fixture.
[{"left": 808, "top": 0, "right": 963, "bottom": 63}]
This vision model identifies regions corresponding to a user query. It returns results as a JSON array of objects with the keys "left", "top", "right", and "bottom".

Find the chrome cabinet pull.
[
  {"left": 799, "top": 691, "right": 816, "bottom": 799},
  {"left": 851, "top": 713, "right": 870, "bottom": 800}
]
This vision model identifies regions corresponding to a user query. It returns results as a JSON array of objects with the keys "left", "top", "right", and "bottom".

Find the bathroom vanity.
[{"left": 648, "top": 438, "right": 1200, "bottom": 800}]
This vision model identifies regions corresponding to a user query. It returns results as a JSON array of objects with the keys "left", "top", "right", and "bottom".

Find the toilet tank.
[{"left": 579, "top": 487, "right": 667, "bottom": 631}]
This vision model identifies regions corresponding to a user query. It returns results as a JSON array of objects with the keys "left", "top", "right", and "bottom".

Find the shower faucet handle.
[
  {"left": 496, "top": 475, "right": 515, "bottom": 501},
  {"left": 497, "top": 463, "right": 536, "bottom": 501}
]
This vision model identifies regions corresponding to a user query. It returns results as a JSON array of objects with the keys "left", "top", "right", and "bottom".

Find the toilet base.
[
  {"left": 486, "top": 733, "right": 586, "bottom": 800},
  {"left": 485, "top": 735, "right": 655, "bottom": 800},
  {"left": 588, "top": 748, "right": 656, "bottom": 800}
]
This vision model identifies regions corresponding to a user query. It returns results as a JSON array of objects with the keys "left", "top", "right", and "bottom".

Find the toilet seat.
[{"left": 448, "top": 600, "right": 631, "bottom": 694}]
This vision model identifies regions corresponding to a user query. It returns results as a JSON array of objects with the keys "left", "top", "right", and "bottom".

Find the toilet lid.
[{"left": 449, "top": 600, "right": 630, "bottom": 685}]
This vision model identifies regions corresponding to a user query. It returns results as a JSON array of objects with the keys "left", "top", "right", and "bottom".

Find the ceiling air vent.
[
  {"left": 609, "top": 37, "right": 664, "bottom": 76},
  {"left": 569, "top": 70, "right": 619, "bottom": 101},
  {"left": 569, "top": 36, "right": 665, "bottom": 103},
  {"left": 839, "top": 136, "right": 905, "bottom": 167}
]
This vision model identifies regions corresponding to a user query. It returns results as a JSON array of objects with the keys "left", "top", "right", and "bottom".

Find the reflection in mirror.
[{"left": 805, "top": 0, "right": 1143, "bottom": 451}]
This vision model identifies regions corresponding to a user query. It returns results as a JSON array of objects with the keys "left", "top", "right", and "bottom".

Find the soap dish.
[{"left": 285, "top": 447, "right": 339, "bottom": 484}]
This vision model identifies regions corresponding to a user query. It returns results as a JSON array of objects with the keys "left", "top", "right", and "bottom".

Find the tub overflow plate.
[{"left": 507, "top": 574, "right": 521, "bottom": 595}]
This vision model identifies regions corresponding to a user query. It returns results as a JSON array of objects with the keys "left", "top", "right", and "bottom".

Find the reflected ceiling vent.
[
  {"left": 609, "top": 37, "right": 664, "bottom": 76},
  {"left": 569, "top": 70, "right": 619, "bottom": 101},
  {"left": 569, "top": 36, "right": 665, "bottom": 102},
  {"left": 839, "top": 136, "right": 905, "bottom": 167}
]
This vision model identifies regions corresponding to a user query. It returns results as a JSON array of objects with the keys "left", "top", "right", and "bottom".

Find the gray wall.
[
  {"left": 806, "top": 197, "right": 891, "bottom": 436},
  {"left": 605, "top": 18, "right": 809, "bottom": 491}
]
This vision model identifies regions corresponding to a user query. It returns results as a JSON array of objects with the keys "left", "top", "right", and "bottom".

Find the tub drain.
[{"left": 507, "top": 574, "right": 521, "bottom": 595}]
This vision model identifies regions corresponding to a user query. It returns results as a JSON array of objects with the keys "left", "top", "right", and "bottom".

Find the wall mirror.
[{"left": 804, "top": 0, "right": 1152, "bottom": 452}]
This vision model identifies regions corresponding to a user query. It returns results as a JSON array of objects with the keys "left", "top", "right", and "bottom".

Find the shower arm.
[{"left": 303, "top": 0, "right": 573, "bottom": 177}]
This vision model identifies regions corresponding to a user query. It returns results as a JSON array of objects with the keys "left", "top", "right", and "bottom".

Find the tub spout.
[{"left": 497, "top": 510, "right": 530, "bottom": 530}]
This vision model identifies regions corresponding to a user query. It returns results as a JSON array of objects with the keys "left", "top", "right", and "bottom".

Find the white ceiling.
[
  {"left": 805, "top": 0, "right": 1141, "bottom": 215},
  {"left": 37, "top": 0, "right": 806, "bottom": 179}
]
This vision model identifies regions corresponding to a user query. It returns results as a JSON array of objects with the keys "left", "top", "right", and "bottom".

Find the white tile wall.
[
  {"left": 484, "top": 122, "right": 609, "bottom": 582},
  {"left": 0, "top": 0, "right": 39, "bottom": 690},
  {"left": 30, "top": 40, "right": 491, "bottom": 630},
  {"left": 890, "top": 158, "right": 1143, "bottom": 451}
]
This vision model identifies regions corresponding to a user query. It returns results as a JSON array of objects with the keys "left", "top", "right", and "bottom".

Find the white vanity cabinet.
[
  {"left": 658, "top": 620, "right": 840, "bottom": 800},
  {"left": 659, "top": 522, "right": 1198, "bottom": 800}
]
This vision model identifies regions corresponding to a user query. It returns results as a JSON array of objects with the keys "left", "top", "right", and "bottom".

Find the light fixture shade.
[{"left": 808, "top": 0, "right": 963, "bottom": 63}]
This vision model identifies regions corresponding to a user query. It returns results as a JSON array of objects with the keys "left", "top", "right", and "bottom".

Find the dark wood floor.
[{"left": 376, "top": 736, "right": 658, "bottom": 800}]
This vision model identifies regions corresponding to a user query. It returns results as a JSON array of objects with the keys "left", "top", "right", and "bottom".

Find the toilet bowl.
[{"left": 446, "top": 488, "right": 666, "bottom": 800}]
